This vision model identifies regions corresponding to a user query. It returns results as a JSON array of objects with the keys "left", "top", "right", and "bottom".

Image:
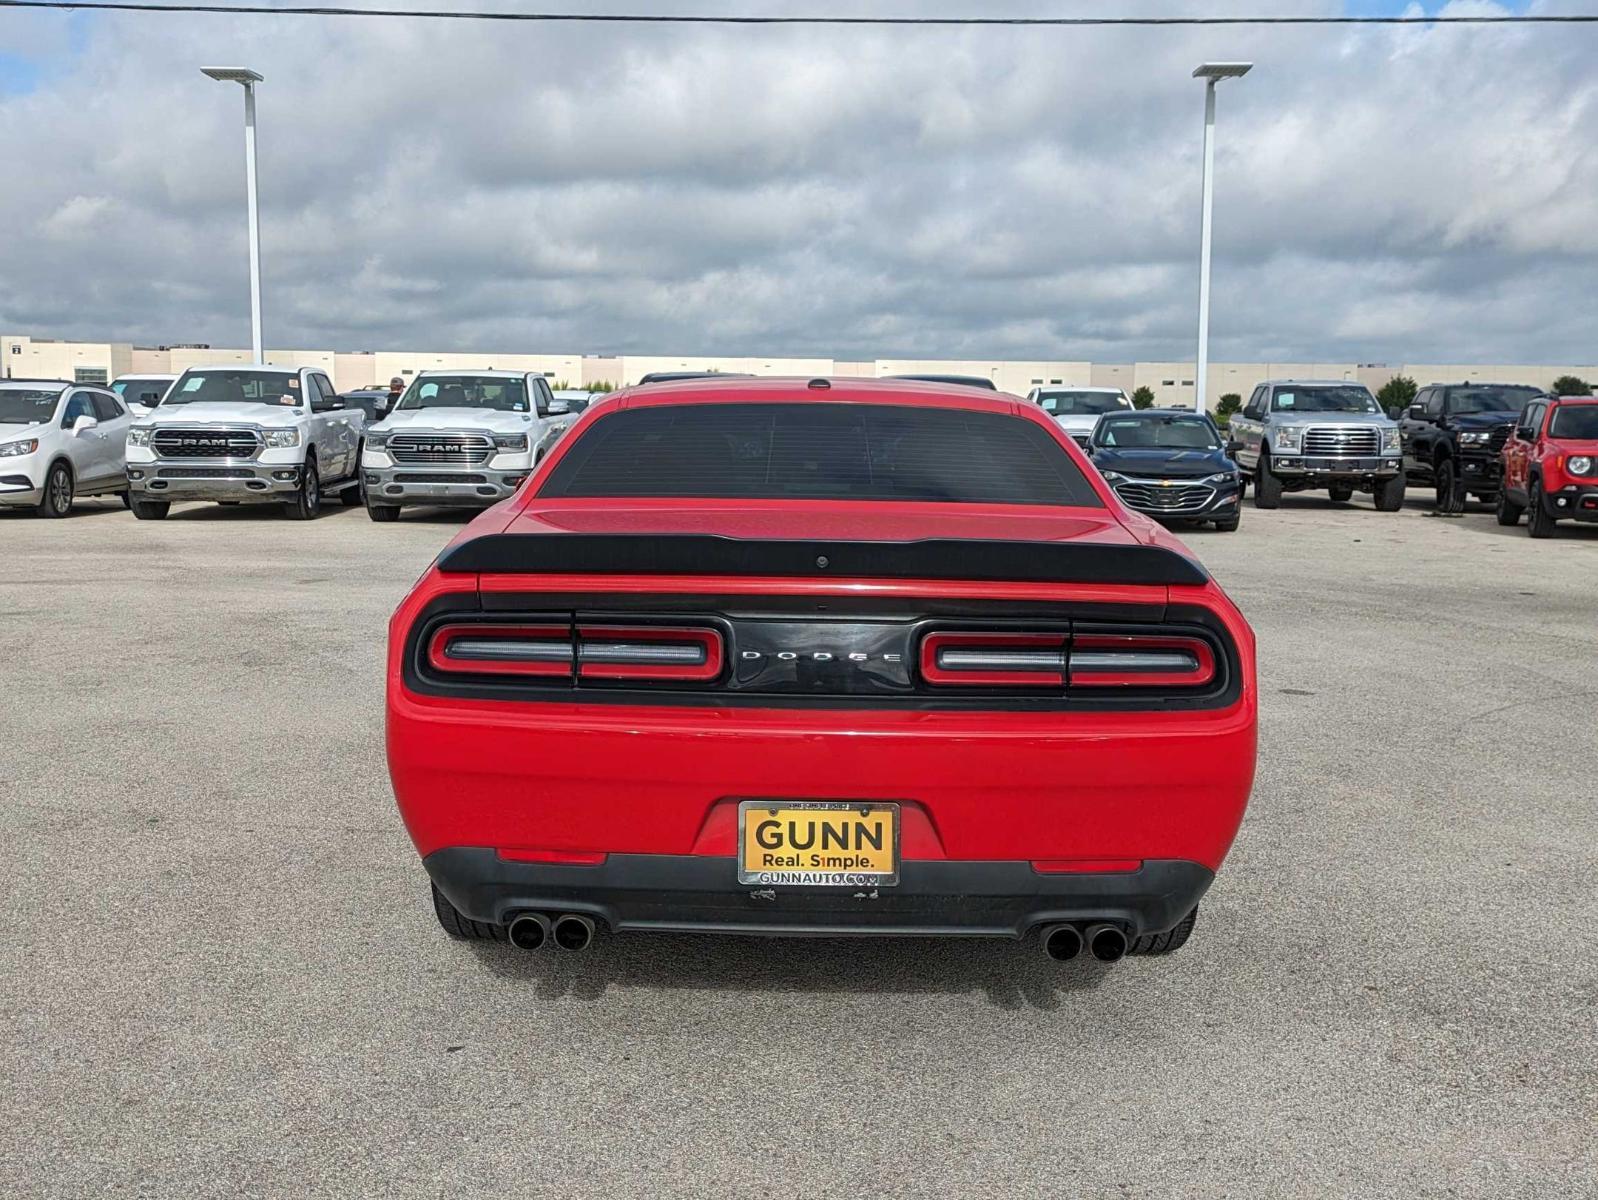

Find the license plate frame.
[{"left": 736, "top": 800, "right": 901, "bottom": 888}]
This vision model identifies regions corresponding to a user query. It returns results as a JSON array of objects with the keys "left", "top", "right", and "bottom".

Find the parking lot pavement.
[{"left": 2, "top": 494, "right": 1594, "bottom": 1199}]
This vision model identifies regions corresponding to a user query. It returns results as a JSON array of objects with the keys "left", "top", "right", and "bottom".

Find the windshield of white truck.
[
  {"left": 1036, "top": 391, "right": 1131, "bottom": 416},
  {"left": 0, "top": 388, "right": 62, "bottom": 423},
  {"left": 163, "top": 371, "right": 301, "bottom": 406},
  {"left": 397, "top": 377, "right": 529, "bottom": 413},
  {"left": 1272, "top": 387, "right": 1380, "bottom": 414}
]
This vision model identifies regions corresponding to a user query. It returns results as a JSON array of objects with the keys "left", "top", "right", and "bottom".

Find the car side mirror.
[
  {"left": 1406, "top": 403, "right": 1425, "bottom": 420},
  {"left": 545, "top": 398, "right": 571, "bottom": 416},
  {"left": 71, "top": 415, "right": 99, "bottom": 433},
  {"left": 1225, "top": 441, "right": 1240, "bottom": 459}
]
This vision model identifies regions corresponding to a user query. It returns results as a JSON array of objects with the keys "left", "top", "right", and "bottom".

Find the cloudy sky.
[{"left": 1, "top": 0, "right": 1594, "bottom": 363}]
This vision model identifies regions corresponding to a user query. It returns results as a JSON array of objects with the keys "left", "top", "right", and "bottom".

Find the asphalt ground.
[{"left": 2, "top": 491, "right": 1595, "bottom": 1199}]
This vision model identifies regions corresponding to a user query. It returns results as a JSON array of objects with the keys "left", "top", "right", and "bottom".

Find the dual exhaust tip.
[
  {"left": 1040, "top": 922, "right": 1128, "bottom": 963},
  {"left": 507, "top": 912, "right": 594, "bottom": 953}
]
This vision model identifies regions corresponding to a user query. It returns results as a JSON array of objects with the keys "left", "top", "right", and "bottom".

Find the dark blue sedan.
[{"left": 1088, "top": 409, "right": 1243, "bottom": 532}]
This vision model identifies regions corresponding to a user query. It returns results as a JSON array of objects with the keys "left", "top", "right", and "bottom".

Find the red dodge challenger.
[{"left": 388, "top": 378, "right": 1257, "bottom": 963}]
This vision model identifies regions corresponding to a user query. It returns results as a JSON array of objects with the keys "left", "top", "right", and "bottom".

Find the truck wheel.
[
  {"left": 1252, "top": 455, "right": 1281, "bottom": 509},
  {"left": 431, "top": 883, "right": 506, "bottom": 941},
  {"left": 1328, "top": 483, "right": 1353, "bottom": 503},
  {"left": 1129, "top": 907, "right": 1197, "bottom": 956},
  {"left": 1434, "top": 456, "right": 1465, "bottom": 514},
  {"left": 1526, "top": 478, "right": 1557, "bottom": 538},
  {"left": 1495, "top": 490, "right": 1524, "bottom": 526},
  {"left": 284, "top": 459, "right": 321, "bottom": 520},
  {"left": 36, "top": 461, "right": 73, "bottom": 518},
  {"left": 366, "top": 501, "right": 401, "bottom": 523},
  {"left": 1373, "top": 474, "right": 1406, "bottom": 512},
  {"left": 130, "top": 498, "right": 170, "bottom": 520}
]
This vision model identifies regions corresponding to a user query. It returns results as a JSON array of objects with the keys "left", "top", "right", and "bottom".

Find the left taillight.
[{"left": 426, "top": 621, "right": 724, "bottom": 685}]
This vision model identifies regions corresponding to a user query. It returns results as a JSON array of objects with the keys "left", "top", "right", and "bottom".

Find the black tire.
[
  {"left": 284, "top": 458, "right": 321, "bottom": 520},
  {"left": 218, "top": 501, "right": 240, "bottom": 506},
  {"left": 339, "top": 482, "right": 364, "bottom": 507},
  {"left": 1373, "top": 473, "right": 1406, "bottom": 512},
  {"left": 366, "top": 501, "right": 401, "bottom": 522},
  {"left": 1252, "top": 455, "right": 1281, "bottom": 509},
  {"left": 1129, "top": 907, "right": 1197, "bottom": 956},
  {"left": 1327, "top": 483, "right": 1354, "bottom": 503},
  {"left": 1434, "top": 456, "right": 1465, "bottom": 514},
  {"left": 120, "top": 490, "right": 131, "bottom": 510},
  {"left": 1495, "top": 490, "right": 1524, "bottom": 526},
  {"left": 1213, "top": 512, "right": 1240, "bottom": 532},
  {"left": 36, "top": 461, "right": 73, "bottom": 518},
  {"left": 1526, "top": 477, "right": 1557, "bottom": 539},
  {"left": 431, "top": 883, "right": 505, "bottom": 941},
  {"left": 130, "top": 497, "right": 170, "bottom": 520}
]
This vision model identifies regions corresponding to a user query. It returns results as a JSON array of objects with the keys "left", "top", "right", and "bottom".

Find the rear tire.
[
  {"left": 431, "top": 883, "right": 505, "bottom": 941},
  {"left": 36, "top": 462, "right": 73, "bottom": 517},
  {"left": 1328, "top": 483, "right": 1353, "bottom": 503},
  {"left": 1252, "top": 455, "right": 1281, "bottom": 509},
  {"left": 1434, "top": 456, "right": 1465, "bottom": 514},
  {"left": 284, "top": 458, "right": 321, "bottom": 520},
  {"left": 1526, "top": 478, "right": 1557, "bottom": 538},
  {"left": 1495, "top": 490, "right": 1524, "bottom": 526},
  {"left": 1129, "top": 907, "right": 1197, "bottom": 956},
  {"left": 130, "top": 498, "right": 170, "bottom": 520},
  {"left": 1373, "top": 474, "right": 1406, "bottom": 512}
]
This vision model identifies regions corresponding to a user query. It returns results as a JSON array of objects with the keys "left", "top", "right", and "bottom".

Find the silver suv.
[{"left": 1229, "top": 380, "right": 1405, "bottom": 511}]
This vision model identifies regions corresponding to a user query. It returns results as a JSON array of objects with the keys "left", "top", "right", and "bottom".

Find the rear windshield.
[
  {"left": 539, "top": 402, "right": 1100, "bottom": 506},
  {"left": 1549, "top": 405, "right": 1598, "bottom": 439}
]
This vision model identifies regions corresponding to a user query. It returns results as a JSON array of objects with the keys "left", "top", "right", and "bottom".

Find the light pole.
[
  {"left": 1192, "top": 61, "right": 1251, "bottom": 414},
  {"left": 202, "top": 67, "right": 265, "bottom": 363}
]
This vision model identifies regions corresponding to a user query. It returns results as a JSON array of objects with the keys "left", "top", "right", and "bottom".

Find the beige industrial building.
[{"left": 5, "top": 334, "right": 1594, "bottom": 411}]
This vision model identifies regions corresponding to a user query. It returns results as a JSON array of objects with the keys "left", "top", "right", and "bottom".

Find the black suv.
[{"left": 1397, "top": 382, "right": 1546, "bottom": 513}]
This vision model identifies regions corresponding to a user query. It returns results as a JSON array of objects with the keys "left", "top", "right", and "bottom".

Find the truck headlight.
[
  {"left": 262, "top": 429, "right": 301, "bottom": 449},
  {"left": 1457, "top": 431, "right": 1492, "bottom": 446},
  {"left": 1383, "top": 427, "right": 1401, "bottom": 453},
  {"left": 366, "top": 431, "right": 388, "bottom": 450},
  {"left": 1274, "top": 428, "right": 1302, "bottom": 451},
  {"left": 493, "top": 433, "right": 530, "bottom": 452},
  {"left": 1568, "top": 455, "right": 1594, "bottom": 476},
  {"left": 127, "top": 428, "right": 153, "bottom": 447},
  {"left": 0, "top": 438, "right": 39, "bottom": 458}
]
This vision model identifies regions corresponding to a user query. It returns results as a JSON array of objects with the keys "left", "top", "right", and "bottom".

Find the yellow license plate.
[{"left": 737, "top": 801, "right": 900, "bottom": 887}]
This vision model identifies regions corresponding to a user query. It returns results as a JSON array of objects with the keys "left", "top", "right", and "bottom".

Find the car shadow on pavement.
[{"left": 464, "top": 931, "right": 1111, "bottom": 1010}]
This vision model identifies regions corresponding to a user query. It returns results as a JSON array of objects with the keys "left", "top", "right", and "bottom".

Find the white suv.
[
  {"left": 1027, "top": 386, "right": 1135, "bottom": 448},
  {"left": 0, "top": 380, "right": 133, "bottom": 517}
]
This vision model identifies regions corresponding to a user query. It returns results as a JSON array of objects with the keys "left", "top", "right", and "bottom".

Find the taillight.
[
  {"left": 919, "top": 629, "right": 1216, "bottom": 691},
  {"left": 426, "top": 621, "right": 724, "bottom": 684},
  {"left": 1068, "top": 633, "right": 1215, "bottom": 688},
  {"left": 920, "top": 630, "right": 1068, "bottom": 687},
  {"left": 575, "top": 625, "right": 723, "bottom": 681}
]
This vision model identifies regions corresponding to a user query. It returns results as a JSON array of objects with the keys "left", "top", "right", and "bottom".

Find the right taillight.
[{"left": 1068, "top": 633, "right": 1216, "bottom": 689}]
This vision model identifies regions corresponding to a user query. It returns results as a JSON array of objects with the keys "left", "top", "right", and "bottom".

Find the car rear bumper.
[
  {"left": 424, "top": 846, "right": 1213, "bottom": 938},
  {"left": 129, "top": 460, "right": 302, "bottom": 501},
  {"left": 363, "top": 465, "right": 527, "bottom": 507}
]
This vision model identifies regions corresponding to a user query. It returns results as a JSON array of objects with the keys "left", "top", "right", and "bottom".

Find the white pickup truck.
[
  {"left": 360, "top": 370, "right": 575, "bottom": 521},
  {"left": 125, "top": 365, "right": 364, "bottom": 520}
]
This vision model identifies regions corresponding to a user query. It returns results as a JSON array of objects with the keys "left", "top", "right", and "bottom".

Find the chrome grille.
[
  {"left": 388, "top": 433, "right": 494, "bottom": 465},
  {"left": 1114, "top": 481, "right": 1215, "bottom": 514},
  {"left": 1487, "top": 426, "right": 1511, "bottom": 455},
  {"left": 1302, "top": 426, "right": 1381, "bottom": 456},
  {"left": 152, "top": 427, "right": 260, "bottom": 459}
]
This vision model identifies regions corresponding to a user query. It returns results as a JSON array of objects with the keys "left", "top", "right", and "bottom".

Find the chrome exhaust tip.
[
  {"left": 1085, "top": 923, "right": 1128, "bottom": 962},
  {"left": 507, "top": 913, "right": 551, "bottom": 951},
  {"left": 1040, "top": 924, "right": 1083, "bottom": 962},
  {"left": 552, "top": 913, "right": 596, "bottom": 952}
]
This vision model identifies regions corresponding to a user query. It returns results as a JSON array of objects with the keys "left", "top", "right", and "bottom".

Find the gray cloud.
[{"left": 0, "top": 0, "right": 1594, "bottom": 363}]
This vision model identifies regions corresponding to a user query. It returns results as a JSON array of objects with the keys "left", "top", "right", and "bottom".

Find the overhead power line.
[{"left": 1, "top": 2, "right": 1597, "bottom": 27}]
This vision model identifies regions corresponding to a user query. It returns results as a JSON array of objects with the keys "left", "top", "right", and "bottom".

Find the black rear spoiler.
[{"left": 436, "top": 534, "right": 1208, "bottom": 587}]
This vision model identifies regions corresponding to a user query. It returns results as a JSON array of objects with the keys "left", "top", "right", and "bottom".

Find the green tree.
[
  {"left": 1551, "top": 374, "right": 1590, "bottom": 396},
  {"left": 1214, "top": 393, "right": 1242, "bottom": 428},
  {"left": 1376, "top": 375, "right": 1418, "bottom": 414},
  {"left": 1131, "top": 385, "right": 1155, "bottom": 410}
]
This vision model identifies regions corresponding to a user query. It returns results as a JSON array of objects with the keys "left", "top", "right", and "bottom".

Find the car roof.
[
  {"left": 1425, "top": 381, "right": 1545, "bottom": 388},
  {"left": 1550, "top": 395, "right": 1598, "bottom": 404},
  {"left": 180, "top": 364, "right": 301, "bottom": 375},
  {"left": 114, "top": 373, "right": 176, "bottom": 380},
  {"left": 607, "top": 375, "right": 1032, "bottom": 416},
  {"left": 411, "top": 369, "right": 532, "bottom": 379},
  {"left": 1110, "top": 407, "right": 1211, "bottom": 417},
  {"left": 1262, "top": 379, "right": 1371, "bottom": 388},
  {"left": 1035, "top": 385, "right": 1125, "bottom": 393},
  {"left": 0, "top": 378, "right": 70, "bottom": 389}
]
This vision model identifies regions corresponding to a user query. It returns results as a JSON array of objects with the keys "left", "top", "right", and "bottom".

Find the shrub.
[{"left": 1131, "top": 386, "right": 1155, "bottom": 410}]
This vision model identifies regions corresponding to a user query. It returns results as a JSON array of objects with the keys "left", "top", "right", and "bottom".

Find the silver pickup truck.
[
  {"left": 125, "top": 365, "right": 363, "bottom": 520},
  {"left": 1228, "top": 379, "right": 1406, "bottom": 511}
]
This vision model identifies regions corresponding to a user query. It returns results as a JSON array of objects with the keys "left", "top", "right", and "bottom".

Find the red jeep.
[
  {"left": 1498, "top": 395, "right": 1598, "bottom": 537},
  {"left": 387, "top": 379, "right": 1257, "bottom": 964}
]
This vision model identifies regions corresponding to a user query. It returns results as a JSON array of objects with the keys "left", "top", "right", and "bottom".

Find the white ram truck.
[
  {"left": 125, "top": 365, "right": 363, "bottom": 520},
  {"left": 360, "top": 371, "right": 568, "bottom": 522}
]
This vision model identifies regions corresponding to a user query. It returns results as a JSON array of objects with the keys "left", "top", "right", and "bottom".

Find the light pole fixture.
[
  {"left": 202, "top": 67, "right": 266, "bottom": 363},
  {"left": 1191, "top": 61, "right": 1251, "bottom": 414}
]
